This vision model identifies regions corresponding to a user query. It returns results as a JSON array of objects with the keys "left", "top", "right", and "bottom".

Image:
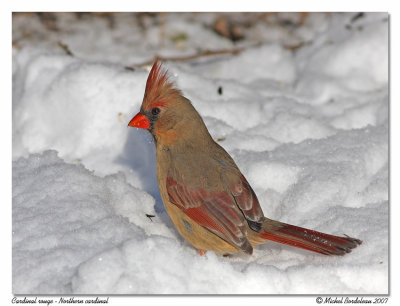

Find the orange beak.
[{"left": 128, "top": 112, "right": 151, "bottom": 130}]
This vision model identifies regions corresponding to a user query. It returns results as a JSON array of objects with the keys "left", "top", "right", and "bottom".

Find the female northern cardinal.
[{"left": 128, "top": 60, "right": 362, "bottom": 256}]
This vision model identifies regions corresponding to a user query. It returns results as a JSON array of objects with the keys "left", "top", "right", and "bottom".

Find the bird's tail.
[{"left": 259, "top": 218, "right": 362, "bottom": 255}]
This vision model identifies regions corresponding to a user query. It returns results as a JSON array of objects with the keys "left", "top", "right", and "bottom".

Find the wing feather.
[
  {"left": 233, "top": 175, "right": 265, "bottom": 225},
  {"left": 166, "top": 175, "right": 252, "bottom": 253}
]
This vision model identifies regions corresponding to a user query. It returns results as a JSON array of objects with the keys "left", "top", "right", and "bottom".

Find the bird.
[{"left": 128, "top": 59, "right": 362, "bottom": 256}]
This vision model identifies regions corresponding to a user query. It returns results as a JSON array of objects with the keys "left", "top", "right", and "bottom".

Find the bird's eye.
[{"left": 151, "top": 107, "right": 160, "bottom": 116}]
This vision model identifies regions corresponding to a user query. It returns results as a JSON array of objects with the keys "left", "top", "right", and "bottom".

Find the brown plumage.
[{"left": 128, "top": 60, "right": 362, "bottom": 256}]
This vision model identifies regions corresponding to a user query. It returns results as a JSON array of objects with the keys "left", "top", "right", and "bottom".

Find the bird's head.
[{"left": 128, "top": 59, "right": 209, "bottom": 145}]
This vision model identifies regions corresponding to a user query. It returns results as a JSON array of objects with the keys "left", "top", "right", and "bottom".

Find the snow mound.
[
  {"left": 13, "top": 134, "right": 387, "bottom": 294},
  {"left": 12, "top": 151, "right": 167, "bottom": 293}
]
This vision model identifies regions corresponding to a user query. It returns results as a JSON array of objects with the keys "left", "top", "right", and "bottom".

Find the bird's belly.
[{"left": 163, "top": 200, "right": 239, "bottom": 254}]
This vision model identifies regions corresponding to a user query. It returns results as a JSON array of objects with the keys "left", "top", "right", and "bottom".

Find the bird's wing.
[
  {"left": 232, "top": 174, "right": 265, "bottom": 231},
  {"left": 166, "top": 174, "right": 253, "bottom": 254}
]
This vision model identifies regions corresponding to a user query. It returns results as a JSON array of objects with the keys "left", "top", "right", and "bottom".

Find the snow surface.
[{"left": 12, "top": 12, "right": 388, "bottom": 294}]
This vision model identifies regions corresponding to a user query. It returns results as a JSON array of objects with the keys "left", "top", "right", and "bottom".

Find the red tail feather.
[{"left": 260, "top": 219, "right": 362, "bottom": 255}]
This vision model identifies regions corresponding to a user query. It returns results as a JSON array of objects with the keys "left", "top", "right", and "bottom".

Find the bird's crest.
[{"left": 142, "top": 59, "right": 182, "bottom": 110}]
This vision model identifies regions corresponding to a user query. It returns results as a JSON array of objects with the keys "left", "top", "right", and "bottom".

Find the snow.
[{"left": 12, "top": 12, "right": 388, "bottom": 294}]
